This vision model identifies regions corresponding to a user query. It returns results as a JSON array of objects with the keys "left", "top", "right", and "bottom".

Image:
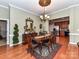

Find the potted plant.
[{"left": 13, "top": 24, "right": 19, "bottom": 45}]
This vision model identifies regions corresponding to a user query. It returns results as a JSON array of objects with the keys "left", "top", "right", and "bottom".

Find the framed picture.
[{"left": 24, "top": 17, "right": 33, "bottom": 32}]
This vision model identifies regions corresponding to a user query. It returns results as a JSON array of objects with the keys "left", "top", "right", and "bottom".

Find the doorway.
[
  {"left": 0, "top": 20, "right": 7, "bottom": 46},
  {"left": 49, "top": 16, "right": 69, "bottom": 43}
]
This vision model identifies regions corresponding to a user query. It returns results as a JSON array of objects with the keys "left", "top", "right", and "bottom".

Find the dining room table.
[
  {"left": 34, "top": 33, "right": 51, "bottom": 54},
  {"left": 34, "top": 33, "right": 51, "bottom": 42}
]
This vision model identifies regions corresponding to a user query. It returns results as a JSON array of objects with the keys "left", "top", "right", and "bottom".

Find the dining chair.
[
  {"left": 48, "top": 35, "right": 54, "bottom": 49},
  {"left": 42, "top": 34, "right": 54, "bottom": 53},
  {"left": 31, "top": 32, "right": 37, "bottom": 37},
  {"left": 27, "top": 34, "right": 38, "bottom": 54}
]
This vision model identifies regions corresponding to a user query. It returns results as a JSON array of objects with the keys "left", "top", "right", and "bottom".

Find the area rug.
[{"left": 27, "top": 43, "right": 61, "bottom": 59}]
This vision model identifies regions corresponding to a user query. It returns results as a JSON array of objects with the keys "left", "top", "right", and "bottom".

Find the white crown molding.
[
  {"left": 9, "top": 4, "right": 39, "bottom": 16},
  {"left": 0, "top": 4, "right": 8, "bottom": 9},
  {"left": 1, "top": 3, "right": 79, "bottom": 16},
  {"left": 49, "top": 4, "right": 79, "bottom": 15},
  {"left": 0, "top": 18, "right": 9, "bottom": 20}
]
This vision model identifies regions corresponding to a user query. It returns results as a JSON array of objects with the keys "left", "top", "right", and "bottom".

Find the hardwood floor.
[
  {"left": 54, "top": 37, "right": 79, "bottom": 59},
  {"left": 0, "top": 36, "right": 79, "bottom": 59}
]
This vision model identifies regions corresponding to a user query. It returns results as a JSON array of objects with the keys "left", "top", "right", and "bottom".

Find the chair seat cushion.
[
  {"left": 32, "top": 39, "right": 38, "bottom": 44},
  {"left": 43, "top": 39, "right": 49, "bottom": 43}
]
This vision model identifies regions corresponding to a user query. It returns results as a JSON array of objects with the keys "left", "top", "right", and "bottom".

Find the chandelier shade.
[{"left": 39, "top": 0, "right": 51, "bottom": 7}]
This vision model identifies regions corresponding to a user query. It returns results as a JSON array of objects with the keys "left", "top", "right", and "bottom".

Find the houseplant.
[{"left": 13, "top": 24, "right": 19, "bottom": 44}]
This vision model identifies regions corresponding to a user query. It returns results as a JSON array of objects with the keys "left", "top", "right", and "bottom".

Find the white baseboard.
[
  {"left": 10, "top": 42, "right": 22, "bottom": 47},
  {"left": 69, "top": 42, "right": 77, "bottom": 45}
]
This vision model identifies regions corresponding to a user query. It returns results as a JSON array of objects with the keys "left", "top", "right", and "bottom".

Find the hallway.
[{"left": 0, "top": 20, "right": 7, "bottom": 46}]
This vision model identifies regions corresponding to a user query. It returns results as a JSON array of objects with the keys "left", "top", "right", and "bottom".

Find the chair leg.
[
  {"left": 48, "top": 46, "right": 51, "bottom": 53},
  {"left": 28, "top": 47, "right": 34, "bottom": 55},
  {"left": 48, "top": 45, "right": 53, "bottom": 53},
  {"left": 39, "top": 43, "right": 42, "bottom": 55}
]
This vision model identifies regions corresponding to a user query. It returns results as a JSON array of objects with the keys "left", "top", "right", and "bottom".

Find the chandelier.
[{"left": 39, "top": 0, "right": 51, "bottom": 22}]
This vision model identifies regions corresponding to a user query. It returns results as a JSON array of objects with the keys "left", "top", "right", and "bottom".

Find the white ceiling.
[{"left": 0, "top": 0, "right": 79, "bottom": 15}]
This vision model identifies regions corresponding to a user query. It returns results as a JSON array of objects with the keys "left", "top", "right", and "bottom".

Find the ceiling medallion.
[{"left": 39, "top": 0, "right": 51, "bottom": 7}]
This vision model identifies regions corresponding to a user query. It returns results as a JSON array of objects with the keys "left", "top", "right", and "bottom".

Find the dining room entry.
[
  {"left": 49, "top": 16, "right": 69, "bottom": 43},
  {"left": 49, "top": 17, "right": 69, "bottom": 37}
]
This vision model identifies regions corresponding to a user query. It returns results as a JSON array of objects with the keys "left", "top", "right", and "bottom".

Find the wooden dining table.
[
  {"left": 34, "top": 33, "right": 51, "bottom": 54},
  {"left": 34, "top": 33, "right": 51, "bottom": 43}
]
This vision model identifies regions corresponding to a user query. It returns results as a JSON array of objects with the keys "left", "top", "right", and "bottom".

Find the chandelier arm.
[
  {"left": 44, "top": 7, "right": 45, "bottom": 19},
  {"left": 39, "top": 0, "right": 51, "bottom": 22}
]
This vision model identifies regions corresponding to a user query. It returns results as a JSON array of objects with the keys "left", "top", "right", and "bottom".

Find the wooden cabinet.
[
  {"left": 22, "top": 32, "right": 37, "bottom": 44},
  {"left": 22, "top": 34, "right": 28, "bottom": 44}
]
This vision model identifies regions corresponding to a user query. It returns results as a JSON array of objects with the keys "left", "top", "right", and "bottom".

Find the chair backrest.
[
  {"left": 26, "top": 34, "right": 33, "bottom": 48},
  {"left": 48, "top": 35, "right": 52, "bottom": 42},
  {"left": 48, "top": 34, "right": 55, "bottom": 45},
  {"left": 31, "top": 32, "right": 37, "bottom": 37}
]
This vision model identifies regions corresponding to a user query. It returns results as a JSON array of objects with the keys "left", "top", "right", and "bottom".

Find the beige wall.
[
  {"left": 43, "top": 9, "right": 70, "bottom": 33},
  {"left": 49, "top": 6, "right": 79, "bottom": 44},
  {"left": 10, "top": 6, "right": 41, "bottom": 46},
  {"left": 50, "top": 9, "right": 70, "bottom": 19},
  {"left": 1, "top": 4, "right": 79, "bottom": 45},
  {"left": 69, "top": 7, "right": 79, "bottom": 44},
  {"left": 42, "top": 20, "right": 49, "bottom": 33},
  {"left": 0, "top": 7, "right": 9, "bottom": 19},
  {"left": 0, "top": 6, "right": 9, "bottom": 45}
]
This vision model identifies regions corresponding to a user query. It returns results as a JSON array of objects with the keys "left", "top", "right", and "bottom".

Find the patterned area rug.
[{"left": 27, "top": 43, "right": 61, "bottom": 59}]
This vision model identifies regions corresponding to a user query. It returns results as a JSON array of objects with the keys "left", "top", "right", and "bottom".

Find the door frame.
[{"left": 0, "top": 18, "right": 9, "bottom": 45}]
